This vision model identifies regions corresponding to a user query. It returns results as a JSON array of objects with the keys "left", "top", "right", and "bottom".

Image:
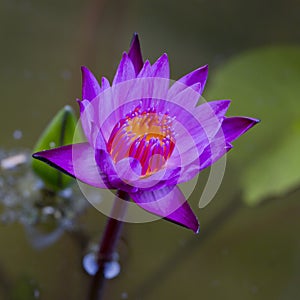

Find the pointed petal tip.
[
  {"left": 185, "top": 213, "right": 200, "bottom": 234},
  {"left": 33, "top": 144, "right": 110, "bottom": 189},
  {"left": 182, "top": 216, "right": 199, "bottom": 234},
  {"left": 158, "top": 53, "right": 169, "bottom": 64},
  {"left": 130, "top": 32, "right": 140, "bottom": 44},
  {"left": 162, "top": 53, "right": 168, "bottom": 59},
  {"left": 32, "top": 150, "right": 50, "bottom": 161},
  {"left": 81, "top": 66, "right": 101, "bottom": 101},
  {"left": 32, "top": 152, "right": 39, "bottom": 159},
  {"left": 245, "top": 117, "right": 261, "bottom": 131},
  {"left": 191, "top": 215, "right": 200, "bottom": 234},
  {"left": 201, "top": 64, "right": 209, "bottom": 70},
  {"left": 244, "top": 116, "right": 261, "bottom": 127},
  {"left": 81, "top": 66, "right": 92, "bottom": 78},
  {"left": 128, "top": 34, "right": 144, "bottom": 75},
  {"left": 32, "top": 150, "right": 50, "bottom": 160},
  {"left": 80, "top": 65, "right": 87, "bottom": 72},
  {"left": 155, "top": 53, "right": 169, "bottom": 62},
  {"left": 119, "top": 51, "right": 130, "bottom": 62},
  {"left": 176, "top": 64, "right": 209, "bottom": 94},
  {"left": 222, "top": 99, "right": 231, "bottom": 111},
  {"left": 32, "top": 150, "right": 72, "bottom": 177},
  {"left": 113, "top": 52, "right": 136, "bottom": 84},
  {"left": 211, "top": 99, "right": 231, "bottom": 110},
  {"left": 195, "top": 64, "right": 209, "bottom": 74},
  {"left": 222, "top": 116, "right": 260, "bottom": 143},
  {"left": 151, "top": 53, "right": 170, "bottom": 78}
]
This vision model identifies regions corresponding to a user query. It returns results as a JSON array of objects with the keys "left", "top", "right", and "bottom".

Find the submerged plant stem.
[{"left": 89, "top": 190, "right": 129, "bottom": 300}]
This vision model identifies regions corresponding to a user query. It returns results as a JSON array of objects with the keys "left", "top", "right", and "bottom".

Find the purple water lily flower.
[{"left": 33, "top": 34, "right": 259, "bottom": 233}]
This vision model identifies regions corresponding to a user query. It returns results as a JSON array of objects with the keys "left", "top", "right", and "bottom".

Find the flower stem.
[{"left": 89, "top": 190, "right": 129, "bottom": 300}]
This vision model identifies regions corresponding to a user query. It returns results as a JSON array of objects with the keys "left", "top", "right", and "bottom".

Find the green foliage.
[
  {"left": 32, "top": 106, "right": 80, "bottom": 191},
  {"left": 207, "top": 46, "right": 300, "bottom": 205}
]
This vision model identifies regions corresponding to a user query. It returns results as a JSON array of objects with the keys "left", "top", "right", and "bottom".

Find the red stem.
[
  {"left": 89, "top": 190, "right": 129, "bottom": 300},
  {"left": 97, "top": 190, "right": 129, "bottom": 266}
]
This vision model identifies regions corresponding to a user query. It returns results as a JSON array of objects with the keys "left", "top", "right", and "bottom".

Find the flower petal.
[
  {"left": 137, "top": 54, "right": 169, "bottom": 78},
  {"left": 193, "top": 100, "right": 231, "bottom": 138},
  {"left": 115, "top": 157, "right": 142, "bottom": 183},
  {"left": 199, "top": 141, "right": 232, "bottom": 171},
  {"left": 195, "top": 100, "right": 231, "bottom": 119},
  {"left": 95, "top": 149, "right": 139, "bottom": 193},
  {"left": 167, "top": 100, "right": 231, "bottom": 168},
  {"left": 77, "top": 99, "right": 94, "bottom": 144},
  {"left": 176, "top": 115, "right": 259, "bottom": 183},
  {"left": 179, "top": 64, "right": 208, "bottom": 94},
  {"left": 222, "top": 117, "right": 260, "bottom": 142},
  {"left": 128, "top": 33, "right": 143, "bottom": 75},
  {"left": 137, "top": 60, "right": 152, "bottom": 77},
  {"left": 167, "top": 82, "right": 202, "bottom": 109},
  {"left": 130, "top": 186, "right": 199, "bottom": 233},
  {"left": 113, "top": 52, "right": 136, "bottom": 85},
  {"left": 100, "top": 76, "right": 110, "bottom": 92},
  {"left": 32, "top": 143, "right": 109, "bottom": 188},
  {"left": 150, "top": 53, "right": 170, "bottom": 78},
  {"left": 81, "top": 66, "right": 101, "bottom": 101},
  {"left": 168, "top": 64, "right": 208, "bottom": 97},
  {"left": 177, "top": 141, "right": 232, "bottom": 183},
  {"left": 125, "top": 166, "right": 180, "bottom": 191}
]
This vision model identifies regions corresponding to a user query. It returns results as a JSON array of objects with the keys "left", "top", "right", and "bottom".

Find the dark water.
[{"left": 1, "top": 0, "right": 300, "bottom": 299}]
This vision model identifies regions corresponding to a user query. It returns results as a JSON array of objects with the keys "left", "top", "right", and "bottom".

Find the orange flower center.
[{"left": 107, "top": 107, "right": 175, "bottom": 176}]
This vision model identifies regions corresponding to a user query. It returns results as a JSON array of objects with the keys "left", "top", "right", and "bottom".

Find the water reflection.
[{"left": 83, "top": 251, "right": 121, "bottom": 279}]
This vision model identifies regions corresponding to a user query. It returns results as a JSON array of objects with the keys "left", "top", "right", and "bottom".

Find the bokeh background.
[{"left": 1, "top": 0, "right": 300, "bottom": 299}]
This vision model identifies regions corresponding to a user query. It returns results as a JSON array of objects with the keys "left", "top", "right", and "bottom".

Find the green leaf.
[
  {"left": 206, "top": 46, "right": 300, "bottom": 205},
  {"left": 242, "top": 125, "right": 300, "bottom": 205},
  {"left": 32, "top": 105, "right": 80, "bottom": 191}
]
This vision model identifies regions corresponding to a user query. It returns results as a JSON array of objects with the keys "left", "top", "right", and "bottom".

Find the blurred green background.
[{"left": 1, "top": 0, "right": 300, "bottom": 299}]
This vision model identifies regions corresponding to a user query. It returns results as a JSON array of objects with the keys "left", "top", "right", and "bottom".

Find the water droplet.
[
  {"left": 103, "top": 261, "right": 120, "bottom": 279},
  {"left": 82, "top": 252, "right": 121, "bottom": 279},
  {"left": 83, "top": 253, "right": 98, "bottom": 276},
  {"left": 49, "top": 141, "right": 56, "bottom": 148},
  {"left": 13, "top": 130, "right": 23, "bottom": 140},
  {"left": 58, "top": 187, "right": 73, "bottom": 199},
  {"left": 61, "top": 69, "right": 72, "bottom": 80},
  {"left": 34, "top": 289, "right": 40, "bottom": 298},
  {"left": 42, "top": 206, "right": 55, "bottom": 215},
  {"left": 121, "top": 292, "right": 128, "bottom": 299}
]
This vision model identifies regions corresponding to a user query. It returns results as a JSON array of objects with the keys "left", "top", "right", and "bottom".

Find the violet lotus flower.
[{"left": 33, "top": 34, "right": 259, "bottom": 233}]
